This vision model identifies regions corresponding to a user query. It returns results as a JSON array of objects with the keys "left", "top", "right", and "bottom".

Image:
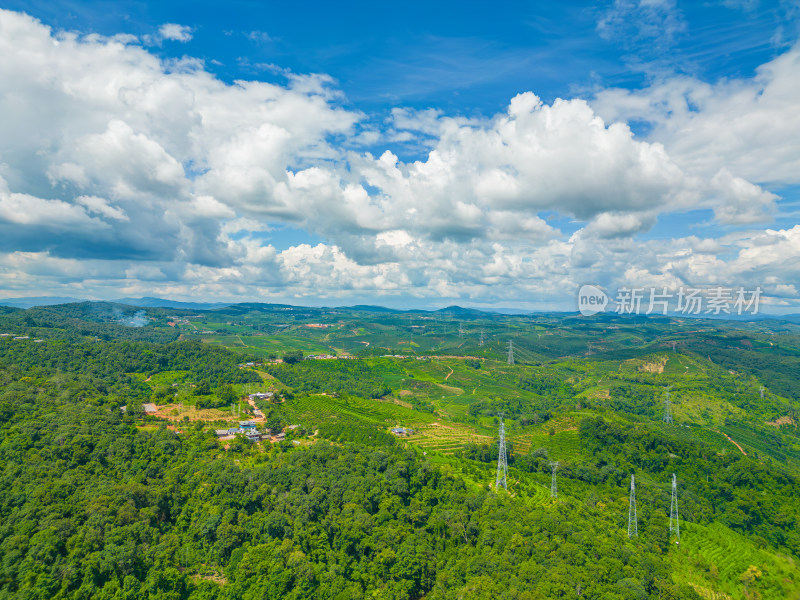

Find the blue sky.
[
  {"left": 8, "top": 1, "right": 790, "bottom": 110},
  {"left": 0, "top": 1, "right": 799, "bottom": 311},
  {"left": 8, "top": 1, "right": 791, "bottom": 116}
]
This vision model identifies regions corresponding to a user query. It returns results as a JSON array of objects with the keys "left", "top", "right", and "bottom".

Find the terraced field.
[
  {"left": 652, "top": 422, "right": 733, "bottom": 453},
  {"left": 421, "top": 452, "right": 557, "bottom": 504},
  {"left": 278, "top": 393, "right": 437, "bottom": 431},
  {"left": 513, "top": 478, "right": 554, "bottom": 506},
  {"left": 511, "top": 428, "right": 581, "bottom": 459},
  {"left": 413, "top": 421, "right": 491, "bottom": 455},
  {"left": 675, "top": 522, "right": 800, "bottom": 599},
  {"left": 204, "top": 333, "right": 335, "bottom": 356},
  {"left": 721, "top": 423, "right": 800, "bottom": 467},
  {"left": 278, "top": 391, "right": 499, "bottom": 458}
]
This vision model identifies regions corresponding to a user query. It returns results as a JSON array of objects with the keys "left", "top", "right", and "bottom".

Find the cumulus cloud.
[
  {"left": 158, "top": 23, "right": 193, "bottom": 43},
  {"left": 0, "top": 179, "right": 104, "bottom": 230},
  {"left": 584, "top": 212, "right": 657, "bottom": 239},
  {"left": 282, "top": 91, "right": 774, "bottom": 244},
  {"left": 245, "top": 30, "right": 272, "bottom": 43},
  {"left": 607, "top": 225, "right": 800, "bottom": 305},
  {"left": 0, "top": 8, "right": 357, "bottom": 267},
  {"left": 592, "top": 43, "right": 800, "bottom": 185}
]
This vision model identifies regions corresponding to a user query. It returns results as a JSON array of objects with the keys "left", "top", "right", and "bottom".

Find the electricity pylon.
[
  {"left": 507, "top": 340, "right": 514, "bottom": 365},
  {"left": 458, "top": 322, "right": 464, "bottom": 338},
  {"left": 479, "top": 329, "right": 485, "bottom": 347},
  {"left": 628, "top": 474, "right": 638, "bottom": 538},
  {"left": 663, "top": 387, "right": 673, "bottom": 424},
  {"left": 495, "top": 417, "right": 508, "bottom": 492},
  {"left": 669, "top": 473, "right": 680, "bottom": 544},
  {"left": 760, "top": 386, "right": 765, "bottom": 399},
  {"left": 550, "top": 461, "right": 559, "bottom": 499}
]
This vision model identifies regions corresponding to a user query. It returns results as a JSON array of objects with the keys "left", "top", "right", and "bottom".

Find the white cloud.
[
  {"left": 75, "top": 195, "right": 129, "bottom": 221},
  {"left": 0, "top": 183, "right": 103, "bottom": 229},
  {"left": 585, "top": 212, "right": 656, "bottom": 239},
  {"left": 65, "top": 119, "right": 188, "bottom": 197},
  {"left": 592, "top": 43, "right": 800, "bottom": 185},
  {"left": 0, "top": 8, "right": 357, "bottom": 267},
  {"left": 297, "top": 91, "right": 769, "bottom": 244},
  {"left": 722, "top": 0, "right": 759, "bottom": 12},
  {"left": 158, "top": 23, "right": 193, "bottom": 43},
  {"left": 246, "top": 30, "right": 272, "bottom": 43},
  {"left": 597, "top": 0, "right": 687, "bottom": 52},
  {"left": 710, "top": 169, "right": 777, "bottom": 224}
]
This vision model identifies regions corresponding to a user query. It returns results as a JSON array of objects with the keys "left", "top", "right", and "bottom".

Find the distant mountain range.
[
  {"left": 113, "top": 297, "right": 234, "bottom": 310},
  {"left": 0, "top": 296, "right": 232, "bottom": 310},
  {"left": 1, "top": 295, "right": 799, "bottom": 323},
  {"left": 0, "top": 296, "right": 84, "bottom": 309}
]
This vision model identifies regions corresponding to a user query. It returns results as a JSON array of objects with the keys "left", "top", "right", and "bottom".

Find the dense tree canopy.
[{"left": 1, "top": 306, "right": 799, "bottom": 599}]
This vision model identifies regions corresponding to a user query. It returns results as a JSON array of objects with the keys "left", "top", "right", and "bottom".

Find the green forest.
[{"left": 1, "top": 302, "right": 799, "bottom": 599}]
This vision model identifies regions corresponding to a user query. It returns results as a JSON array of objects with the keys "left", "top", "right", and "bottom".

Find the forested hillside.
[
  {"left": 1, "top": 303, "right": 799, "bottom": 599},
  {"left": 0, "top": 397, "right": 701, "bottom": 599}
]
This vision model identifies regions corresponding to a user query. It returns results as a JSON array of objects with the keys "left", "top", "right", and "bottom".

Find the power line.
[
  {"left": 510, "top": 343, "right": 539, "bottom": 364},
  {"left": 669, "top": 473, "right": 680, "bottom": 545},
  {"left": 495, "top": 417, "right": 508, "bottom": 492},
  {"left": 663, "top": 387, "right": 673, "bottom": 425},
  {"left": 628, "top": 474, "right": 638, "bottom": 538}
]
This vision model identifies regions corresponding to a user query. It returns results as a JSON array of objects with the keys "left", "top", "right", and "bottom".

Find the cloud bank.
[{"left": 0, "top": 9, "right": 798, "bottom": 309}]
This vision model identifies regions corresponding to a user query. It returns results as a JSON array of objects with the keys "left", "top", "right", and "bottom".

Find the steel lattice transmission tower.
[
  {"left": 669, "top": 473, "right": 680, "bottom": 544},
  {"left": 479, "top": 329, "right": 485, "bottom": 347},
  {"left": 550, "top": 461, "right": 559, "bottom": 499},
  {"left": 495, "top": 417, "right": 508, "bottom": 491},
  {"left": 760, "top": 386, "right": 765, "bottom": 399},
  {"left": 458, "top": 322, "right": 464, "bottom": 338},
  {"left": 507, "top": 340, "right": 514, "bottom": 365},
  {"left": 663, "top": 387, "right": 673, "bottom": 424},
  {"left": 628, "top": 474, "right": 638, "bottom": 538}
]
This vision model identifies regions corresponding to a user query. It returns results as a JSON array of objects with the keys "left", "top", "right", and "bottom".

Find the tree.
[
  {"left": 283, "top": 350, "right": 303, "bottom": 365},
  {"left": 126, "top": 397, "right": 145, "bottom": 419},
  {"left": 740, "top": 565, "right": 762, "bottom": 596},
  {"left": 218, "top": 384, "right": 238, "bottom": 405}
]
